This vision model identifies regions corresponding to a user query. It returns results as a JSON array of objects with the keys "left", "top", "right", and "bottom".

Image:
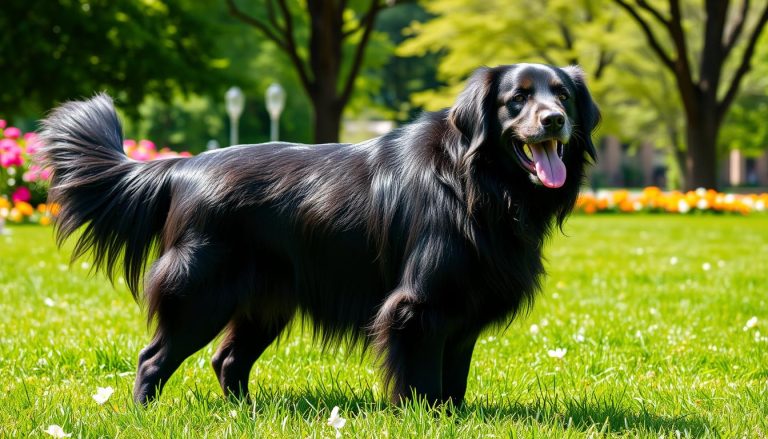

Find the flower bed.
[
  {"left": 0, "top": 121, "right": 190, "bottom": 226},
  {"left": 577, "top": 187, "right": 768, "bottom": 215}
]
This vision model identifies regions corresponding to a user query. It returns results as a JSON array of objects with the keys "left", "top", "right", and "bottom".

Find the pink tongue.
[{"left": 530, "top": 140, "right": 566, "bottom": 188}]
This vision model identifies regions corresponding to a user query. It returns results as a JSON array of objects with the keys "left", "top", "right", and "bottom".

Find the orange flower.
[
  {"left": 39, "top": 215, "right": 52, "bottom": 226},
  {"left": 48, "top": 203, "right": 61, "bottom": 216},
  {"left": 14, "top": 201, "right": 34, "bottom": 216}
]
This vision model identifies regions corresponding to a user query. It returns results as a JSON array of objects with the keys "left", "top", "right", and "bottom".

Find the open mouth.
[{"left": 513, "top": 139, "right": 567, "bottom": 188}]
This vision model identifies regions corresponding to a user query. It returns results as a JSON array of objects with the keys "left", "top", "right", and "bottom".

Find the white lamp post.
[
  {"left": 265, "top": 83, "right": 286, "bottom": 142},
  {"left": 225, "top": 86, "right": 245, "bottom": 146}
]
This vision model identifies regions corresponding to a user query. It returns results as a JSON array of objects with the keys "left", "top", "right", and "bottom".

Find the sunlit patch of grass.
[{"left": 1, "top": 215, "right": 767, "bottom": 437}]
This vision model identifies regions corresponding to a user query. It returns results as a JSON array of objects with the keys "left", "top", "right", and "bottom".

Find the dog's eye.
[
  {"left": 558, "top": 93, "right": 569, "bottom": 101},
  {"left": 512, "top": 94, "right": 526, "bottom": 103}
]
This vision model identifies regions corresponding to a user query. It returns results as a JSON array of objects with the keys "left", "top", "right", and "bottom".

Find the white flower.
[
  {"left": 677, "top": 199, "right": 690, "bottom": 213},
  {"left": 229, "top": 410, "right": 237, "bottom": 418},
  {"left": 573, "top": 333, "right": 585, "bottom": 343},
  {"left": 529, "top": 324, "right": 540, "bottom": 335},
  {"left": 327, "top": 406, "right": 346, "bottom": 438},
  {"left": 702, "top": 262, "right": 711, "bottom": 271},
  {"left": 696, "top": 199, "right": 709, "bottom": 210},
  {"left": 80, "top": 261, "right": 90, "bottom": 270},
  {"left": 547, "top": 348, "right": 567, "bottom": 359},
  {"left": 92, "top": 386, "right": 114, "bottom": 405},
  {"left": 669, "top": 256, "right": 678, "bottom": 265},
  {"left": 44, "top": 425, "right": 71, "bottom": 438},
  {"left": 744, "top": 316, "right": 758, "bottom": 331},
  {"left": 44, "top": 298, "right": 55, "bottom": 307}
]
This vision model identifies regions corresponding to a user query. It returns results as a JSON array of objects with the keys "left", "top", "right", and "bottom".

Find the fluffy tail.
[{"left": 38, "top": 93, "right": 180, "bottom": 299}]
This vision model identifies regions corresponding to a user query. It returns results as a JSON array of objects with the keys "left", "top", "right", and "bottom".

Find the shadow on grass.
[
  {"left": 229, "top": 385, "right": 714, "bottom": 436},
  {"left": 461, "top": 395, "right": 714, "bottom": 436}
]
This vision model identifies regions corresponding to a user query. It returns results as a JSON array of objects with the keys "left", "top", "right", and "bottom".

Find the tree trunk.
[
  {"left": 684, "top": 119, "right": 719, "bottom": 191},
  {"left": 312, "top": 97, "right": 343, "bottom": 144}
]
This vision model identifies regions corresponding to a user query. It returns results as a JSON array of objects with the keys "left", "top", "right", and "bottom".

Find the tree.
[
  {"left": 397, "top": 0, "right": 621, "bottom": 121},
  {"left": 226, "top": 0, "right": 395, "bottom": 143},
  {"left": 612, "top": 0, "right": 768, "bottom": 190},
  {"left": 0, "top": 0, "right": 230, "bottom": 119}
]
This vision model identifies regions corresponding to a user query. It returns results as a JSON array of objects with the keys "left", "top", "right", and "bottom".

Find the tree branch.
[
  {"left": 342, "top": 1, "right": 381, "bottom": 39},
  {"left": 339, "top": 0, "right": 381, "bottom": 105},
  {"left": 265, "top": 0, "right": 280, "bottom": 31},
  {"left": 723, "top": 0, "right": 750, "bottom": 56},
  {"left": 227, "top": 0, "right": 313, "bottom": 92},
  {"left": 276, "top": 0, "right": 313, "bottom": 91},
  {"left": 226, "top": 0, "right": 286, "bottom": 48},
  {"left": 718, "top": 3, "right": 768, "bottom": 122},
  {"left": 636, "top": 0, "right": 669, "bottom": 26},
  {"left": 612, "top": 0, "right": 675, "bottom": 70},
  {"left": 667, "top": 0, "right": 695, "bottom": 84}
]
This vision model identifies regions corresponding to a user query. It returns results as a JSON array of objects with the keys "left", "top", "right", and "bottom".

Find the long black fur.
[{"left": 38, "top": 64, "right": 600, "bottom": 406}]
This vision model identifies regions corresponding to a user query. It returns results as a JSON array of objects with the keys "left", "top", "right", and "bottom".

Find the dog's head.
[{"left": 449, "top": 64, "right": 600, "bottom": 189}]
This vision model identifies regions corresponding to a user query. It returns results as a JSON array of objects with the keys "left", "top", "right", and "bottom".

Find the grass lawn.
[{"left": 1, "top": 215, "right": 767, "bottom": 438}]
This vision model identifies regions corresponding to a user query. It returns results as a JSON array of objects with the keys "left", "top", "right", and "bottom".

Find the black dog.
[{"left": 39, "top": 63, "right": 599, "bottom": 406}]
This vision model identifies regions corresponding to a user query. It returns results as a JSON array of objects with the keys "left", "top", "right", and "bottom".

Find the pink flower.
[
  {"left": 4, "top": 127, "right": 21, "bottom": 139},
  {"left": 0, "top": 120, "right": 6, "bottom": 129},
  {"left": 129, "top": 148, "right": 152, "bottom": 161},
  {"left": 0, "top": 139, "right": 23, "bottom": 167},
  {"left": 23, "top": 132, "right": 41, "bottom": 154},
  {"left": 139, "top": 140, "right": 156, "bottom": 150},
  {"left": 40, "top": 168, "right": 52, "bottom": 180},
  {"left": 11, "top": 187, "right": 31, "bottom": 203},
  {"left": 0, "top": 138, "right": 16, "bottom": 152}
]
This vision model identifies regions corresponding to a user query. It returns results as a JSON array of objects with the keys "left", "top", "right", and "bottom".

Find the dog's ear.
[
  {"left": 562, "top": 65, "right": 600, "bottom": 162},
  {"left": 449, "top": 67, "right": 495, "bottom": 151}
]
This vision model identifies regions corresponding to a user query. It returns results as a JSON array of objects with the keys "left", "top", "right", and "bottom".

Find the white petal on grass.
[
  {"left": 92, "top": 386, "right": 114, "bottom": 405},
  {"left": 81, "top": 261, "right": 90, "bottom": 270},
  {"left": 44, "top": 298, "right": 55, "bottom": 307},
  {"left": 744, "top": 316, "right": 758, "bottom": 331},
  {"left": 547, "top": 348, "right": 567, "bottom": 359},
  {"left": 328, "top": 406, "right": 346, "bottom": 437},
  {"left": 529, "top": 324, "right": 540, "bottom": 335},
  {"left": 702, "top": 262, "right": 711, "bottom": 271},
  {"left": 669, "top": 257, "right": 678, "bottom": 265},
  {"left": 44, "top": 425, "right": 72, "bottom": 438}
]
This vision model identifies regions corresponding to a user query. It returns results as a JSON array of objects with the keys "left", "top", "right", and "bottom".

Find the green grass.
[{"left": 1, "top": 215, "right": 767, "bottom": 438}]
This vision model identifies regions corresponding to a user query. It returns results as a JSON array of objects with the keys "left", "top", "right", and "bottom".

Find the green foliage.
[
  {"left": 718, "top": 31, "right": 768, "bottom": 157},
  {"left": 397, "top": 0, "right": 768, "bottom": 161},
  {"left": 373, "top": 3, "right": 443, "bottom": 122},
  {"left": 0, "top": 0, "right": 231, "bottom": 119}
]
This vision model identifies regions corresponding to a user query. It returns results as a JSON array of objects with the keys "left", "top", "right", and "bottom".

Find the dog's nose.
[{"left": 541, "top": 112, "right": 565, "bottom": 130}]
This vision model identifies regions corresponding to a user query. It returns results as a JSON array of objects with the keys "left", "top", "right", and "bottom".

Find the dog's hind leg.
[
  {"left": 211, "top": 314, "right": 290, "bottom": 399},
  {"left": 133, "top": 241, "right": 236, "bottom": 405},
  {"left": 373, "top": 290, "right": 447, "bottom": 404}
]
